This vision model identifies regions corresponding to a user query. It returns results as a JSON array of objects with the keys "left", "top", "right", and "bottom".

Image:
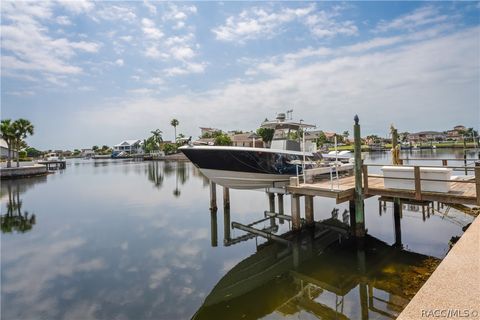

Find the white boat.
[
  {"left": 180, "top": 113, "right": 353, "bottom": 189},
  {"left": 45, "top": 152, "right": 60, "bottom": 161}
]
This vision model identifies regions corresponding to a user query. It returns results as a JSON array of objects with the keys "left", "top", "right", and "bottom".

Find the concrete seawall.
[
  {"left": 398, "top": 215, "right": 480, "bottom": 319},
  {"left": 0, "top": 165, "right": 48, "bottom": 179}
]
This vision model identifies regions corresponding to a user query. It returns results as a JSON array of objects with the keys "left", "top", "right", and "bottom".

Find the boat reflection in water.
[{"left": 194, "top": 217, "right": 439, "bottom": 320}]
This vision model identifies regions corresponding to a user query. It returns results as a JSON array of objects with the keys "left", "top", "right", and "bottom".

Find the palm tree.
[
  {"left": 170, "top": 119, "right": 179, "bottom": 143},
  {"left": 1, "top": 119, "right": 15, "bottom": 168},
  {"left": 12, "top": 119, "right": 34, "bottom": 167},
  {"left": 150, "top": 129, "right": 163, "bottom": 150}
]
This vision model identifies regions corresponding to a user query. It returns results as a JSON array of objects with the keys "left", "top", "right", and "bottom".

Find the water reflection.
[
  {"left": 146, "top": 161, "right": 165, "bottom": 189},
  {"left": 145, "top": 161, "right": 193, "bottom": 197},
  {"left": 195, "top": 219, "right": 439, "bottom": 320},
  {"left": 1, "top": 177, "right": 46, "bottom": 233}
]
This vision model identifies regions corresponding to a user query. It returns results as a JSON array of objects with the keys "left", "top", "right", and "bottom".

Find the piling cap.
[{"left": 354, "top": 115, "right": 359, "bottom": 125}]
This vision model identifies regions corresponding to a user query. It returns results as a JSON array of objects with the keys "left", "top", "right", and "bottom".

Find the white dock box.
[{"left": 381, "top": 166, "right": 452, "bottom": 193}]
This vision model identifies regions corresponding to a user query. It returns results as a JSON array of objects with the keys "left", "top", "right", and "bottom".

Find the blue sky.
[{"left": 1, "top": 1, "right": 479, "bottom": 149}]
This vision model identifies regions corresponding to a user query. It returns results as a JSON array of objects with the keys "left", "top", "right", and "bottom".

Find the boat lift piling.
[
  {"left": 223, "top": 187, "right": 230, "bottom": 209},
  {"left": 277, "top": 193, "right": 285, "bottom": 224},
  {"left": 268, "top": 193, "right": 276, "bottom": 225},
  {"left": 209, "top": 182, "right": 217, "bottom": 211},
  {"left": 393, "top": 198, "right": 402, "bottom": 247},
  {"left": 305, "top": 195, "right": 314, "bottom": 226},
  {"left": 291, "top": 194, "right": 302, "bottom": 231},
  {"left": 353, "top": 115, "right": 366, "bottom": 239}
]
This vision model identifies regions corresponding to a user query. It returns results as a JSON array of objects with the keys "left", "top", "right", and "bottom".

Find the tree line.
[{"left": 143, "top": 118, "right": 184, "bottom": 154}]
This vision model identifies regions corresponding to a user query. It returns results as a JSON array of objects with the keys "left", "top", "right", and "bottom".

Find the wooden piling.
[
  {"left": 305, "top": 195, "right": 314, "bottom": 226},
  {"left": 268, "top": 193, "right": 276, "bottom": 225},
  {"left": 268, "top": 193, "right": 275, "bottom": 213},
  {"left": 210, "top": 182, "right": 217, "bottom": 211},
  {"left": 414, "top": 166, "right": 422, "bottom": 200},
  {"left": 353, "top": 115, "right": 365, "bottom": 238},
  {"left": 393, "top": 198, "right": 402, "bottom": 247},
  {"left": 223, "top": 187, "right": 230, "bottom": 209},
  {"left": 277, "top": 193, "right": 285, "bottom": 224},
  {"left": 291, "top": 195, "right": 301, "bottom": 231},
  {"left": 349, "top": 200, "right": 356, "bottom": 232}
]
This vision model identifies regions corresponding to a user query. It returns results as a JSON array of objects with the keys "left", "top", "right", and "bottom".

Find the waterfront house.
[
  {"left": 231, "top": 133, "right": 264, "bottom": 148},
  {"left": 0, "top": 138, "right": 17, "bottom": 159},
  {"left": 113, "top": 140, "right": 144, "bottom": 154},
  {"left": 407, "top": 131, "right": 446, "bottom": 142},
  {"left": 200, "top": 127, "right": 220, "bottom": 137},
  {"left": 81, "top": 149, "right": 95, "bottom": 157},
  {"left": 193, "top": 138, "right": 215, "bottom": 145},
  {"left": 446, "top": 125, "right": 467, "bottom": 140}
]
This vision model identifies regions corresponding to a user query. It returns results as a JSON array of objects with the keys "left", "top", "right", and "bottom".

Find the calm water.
[{"left": 1, "top": 149, "right": 476, "bottom": 320}]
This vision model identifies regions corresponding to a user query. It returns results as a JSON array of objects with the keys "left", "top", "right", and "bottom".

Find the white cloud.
[
  {"left": 128, "top": 88, "right": 156, "bottom": 95},
  {"left": 375, "top": 5, "right": 449, "bottom": 33},
  {"left": 164, "top": 62, "right": 206, "bottom": 76},
  {"left": 146, "top": 77, "right": 164, "bottom": 85},
  {"left": 80, "top": 27, "right": 479, "bottom": 140},
  {"left": 58, "top": 0, "right": 94, "bottom": 14},
  {"left": 56, "top": 15, "right": 72, "bottom": 25},
  {"left": 213, "top": 6, "right": 313, "bottom": 42},
  {"left": 141, "top": 18, "right": 164, "bottom": 39},
  {"left": 305, "top": 12, "right": 358, "bottom": 38},
  {"left": 115, "top": 59, "right": 124, "bottom": 66},
  {"left": 93, "top": 4, "right": 136, "bottom": 23},
  {"left": 1, "top": 1, "right": 100, "bottom": 79},
  {"left": 5, "top": 90, "right": 35, "bottom": 96},
  {"left": 143, "top": 0, "right": 157, "bottom": 15},
  {"left": 211, "top": 4, "right": 356, "bottom": 42},
  {"left": 170, "top": 46, "right": 195, "bottom": 60},
  {"left": 149, "top": 268, "right": 171, "bottom": 289},
  {"left": 119, "top": 35, "right": 133, "bottom": 42},
  {"left": 246, "top": 23, "right": 456, "bottom": 76},
  {"left": 162, "top": 4, "right": 197, "bottom": 23}
]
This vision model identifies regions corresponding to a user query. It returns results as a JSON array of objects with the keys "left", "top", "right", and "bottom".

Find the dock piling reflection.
[{"left": 210, "top": 210, "right": 218, "bottom": 247}]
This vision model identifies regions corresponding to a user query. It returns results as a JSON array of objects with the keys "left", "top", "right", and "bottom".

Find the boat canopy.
[{"left": 260, "top": 120, "right": 316, "bottom": 130}]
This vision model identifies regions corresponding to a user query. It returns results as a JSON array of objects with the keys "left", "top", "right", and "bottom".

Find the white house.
[
  {"left": 113, "top": 140, "right": 144, "bottom": 154},
  {"left": 81, "top": 149, "right": 95, "bottom": 158},
  {"left": 0, "top": 138, "right": 17, "bottom": 159}
]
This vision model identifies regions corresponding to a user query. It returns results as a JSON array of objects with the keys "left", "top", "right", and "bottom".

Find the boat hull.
[
  {"left": 180, "top": 146, "right": 314, "bottom": 189},
  {"left": 199, "top": 169, "right": 292, "bottom": 189}
]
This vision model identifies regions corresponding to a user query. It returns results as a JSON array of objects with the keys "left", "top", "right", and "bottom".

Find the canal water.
[{"left": 1, "top": 149, "right": 477, "bottom": 320}]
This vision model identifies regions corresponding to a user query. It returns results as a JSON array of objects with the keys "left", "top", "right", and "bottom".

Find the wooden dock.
[
  {"left": 288, "top": 164, "right": 479, "bottom": 206},
  {"left": 37, "top": 160, "right": 67, "bottom": 170}
]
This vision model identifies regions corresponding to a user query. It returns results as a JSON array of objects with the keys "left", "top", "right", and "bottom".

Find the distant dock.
[{"left": 37, "top": 160, "right": 67, "bottom": 170}]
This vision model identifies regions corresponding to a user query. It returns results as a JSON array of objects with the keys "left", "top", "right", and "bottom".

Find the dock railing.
[{"left": 361, "top": 161, "right": 480, "bottom": 205}]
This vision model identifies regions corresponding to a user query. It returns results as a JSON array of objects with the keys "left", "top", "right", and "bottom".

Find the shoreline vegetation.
[{"left": 327, "top": 142, "right": 479, "bottom": 152}]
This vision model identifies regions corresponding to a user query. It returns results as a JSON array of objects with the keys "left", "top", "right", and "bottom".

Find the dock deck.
[{"left": 288, "top": 173, "right": 478, "bottom": 205}]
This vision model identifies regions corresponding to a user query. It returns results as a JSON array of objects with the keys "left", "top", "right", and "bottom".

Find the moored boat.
[{"left": 180, "top": 113, "right": 353, "bottom": 189}]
